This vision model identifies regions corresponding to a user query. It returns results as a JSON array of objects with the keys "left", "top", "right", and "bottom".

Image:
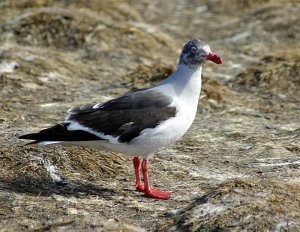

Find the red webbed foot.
[{"left": 144, "top": 188, "right": 171, "bottom": 200}]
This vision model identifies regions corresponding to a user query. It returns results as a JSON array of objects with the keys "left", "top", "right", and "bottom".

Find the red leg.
[
  {"left": 141, "top": 159, "right": 171, "bottom": 200},
  {"left": 133, "top": 157, "right": 144, "bottom": 192}
]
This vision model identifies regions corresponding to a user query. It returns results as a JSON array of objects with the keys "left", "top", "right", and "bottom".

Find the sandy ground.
[{"left": 0, "top": 0, "right": 299, "bottom": 231}]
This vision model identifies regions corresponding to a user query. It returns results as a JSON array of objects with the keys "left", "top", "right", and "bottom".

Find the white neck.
[
  {"left": 153, "top": 64, "right": 203, "bottom": 135},
  {"left": 160, "top": 64, "right": 202, "bottom": 99}
]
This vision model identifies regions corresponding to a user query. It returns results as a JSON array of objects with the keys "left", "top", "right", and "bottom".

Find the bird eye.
[{"left": 191, "top": 47, "right": 197, "bottom": 53}]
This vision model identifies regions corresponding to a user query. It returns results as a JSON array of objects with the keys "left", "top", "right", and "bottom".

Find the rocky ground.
[{"left": 0, "top": 0, "right": 299, "bottom": 231}]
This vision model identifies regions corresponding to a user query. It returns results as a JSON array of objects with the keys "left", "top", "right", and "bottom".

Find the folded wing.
[{"left": 20, "top": 89, "right": 177, "bottom": 144}]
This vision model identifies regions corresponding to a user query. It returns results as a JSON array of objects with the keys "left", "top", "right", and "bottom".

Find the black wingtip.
[
  {"left": 19, "top": 133, "right": 39, "bottom": 145},
  {"left": 19, "top": 123, "right": 102, "bottom": 143},
  {"left": 19, "top": 133, "right": 36, "bottom": 140}
]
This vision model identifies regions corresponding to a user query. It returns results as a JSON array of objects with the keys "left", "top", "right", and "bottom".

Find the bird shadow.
[{"left": 0, "top": 175, "right": 116, "bottom": 198}]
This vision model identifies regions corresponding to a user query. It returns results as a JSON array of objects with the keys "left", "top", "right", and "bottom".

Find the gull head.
[{"left": 179, "top": 39, "right": 222, "bottom": 68}]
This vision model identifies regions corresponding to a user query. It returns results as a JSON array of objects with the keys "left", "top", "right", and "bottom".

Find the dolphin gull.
[{"left": 19, "top": 39, "right": 222, "bottom": 200}]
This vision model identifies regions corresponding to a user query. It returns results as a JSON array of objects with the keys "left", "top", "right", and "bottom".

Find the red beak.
[{"left": 206, "top": 52, "right": 222, "bottom": 64}]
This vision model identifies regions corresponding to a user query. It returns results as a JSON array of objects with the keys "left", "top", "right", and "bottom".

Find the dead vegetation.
[
  {"left": 233, "top": 50, "right": 300, "bottom": 100},
  {"left": 159, "top": 179, "right": 300, "bottom": 231}
]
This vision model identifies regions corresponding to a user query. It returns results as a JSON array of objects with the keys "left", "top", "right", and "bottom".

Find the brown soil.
[{"left": 0, "top": 0, "right": 299, "bottom": 231}]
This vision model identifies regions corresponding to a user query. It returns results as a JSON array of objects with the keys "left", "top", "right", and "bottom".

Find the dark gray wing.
[{"left": 66, "top": 89, "right": 177, "bottom": 143}]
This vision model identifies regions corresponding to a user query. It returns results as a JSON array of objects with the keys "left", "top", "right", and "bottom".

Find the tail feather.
[{"left": 19, "top": 123, "right": 101, "bottom": 143}]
